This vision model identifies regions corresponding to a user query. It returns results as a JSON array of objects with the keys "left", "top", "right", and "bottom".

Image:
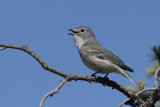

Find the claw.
[
  {"left": 87, "top": 80, "right": 92, "bottom": 84},
  {"left": 91, "top": 72, "right": 98, "bottom": 77},
  {"left": 104, "top": 73, "right": 109, "bottom": 78}
]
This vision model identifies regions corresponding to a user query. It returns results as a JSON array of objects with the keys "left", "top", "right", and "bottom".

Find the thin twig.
[
  {"left": 40, "top": 78, "right": 68, "bottom": 107},
  {"left": 154, "top": 67, "right": 160, "bottom": 89},
  {"left": 24, "top": 42, "right": 28, "bottom": 47},
  {"left": 136, "top": 88, "right": 156, "bottom": 95},
  {"left": 119, "top": 88, "right": 157, "bottom": 107},
  {"left": 119, "top": 67, "right": 160, "bottom": 107},
  {"left": 0, "top": 47, "right": 7, "bottom": 51}
]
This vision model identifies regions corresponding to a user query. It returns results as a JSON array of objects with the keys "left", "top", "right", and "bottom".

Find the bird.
[{"left": 68, "top": 26, "right": 139, "bottom": 88}]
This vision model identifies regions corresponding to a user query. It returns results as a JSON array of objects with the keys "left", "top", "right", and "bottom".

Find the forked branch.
[
  {"left": 119, "top": 67, "right": 160, "bottom": 107},
  {"left": 40, "top": 78, "right": 68, "bottom": 107}
]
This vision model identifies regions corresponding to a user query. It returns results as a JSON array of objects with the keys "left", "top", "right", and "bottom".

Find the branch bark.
[
  {"left": 40, "top": 78, "right": 68, "bottom": 107},
  {"left": 119, "top": 67, "right": 160, "bottom": 107},
  {"left": 0, "top": 47, "right": 7, "bottom": 51},
  {"left": 0, "top": 43, "right": 160, "bottom": 107}
]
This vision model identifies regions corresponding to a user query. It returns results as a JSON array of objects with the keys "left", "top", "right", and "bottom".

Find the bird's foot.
[
  {"left": 87, "top": 80, "right": 92, "bottom": 84},
  {"left": 104, "top": 73, "right": 109, "bottom": 79},
  {"left": 91, "top": 73, "right": 97, "bottom": 77}
]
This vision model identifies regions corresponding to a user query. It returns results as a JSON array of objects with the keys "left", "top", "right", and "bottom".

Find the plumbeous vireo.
[{"left": 68, "top": 26, "right": 139, "bottom": 88}]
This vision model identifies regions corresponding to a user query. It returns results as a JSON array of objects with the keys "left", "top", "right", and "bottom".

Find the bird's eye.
[{"left": 81, "top": 29, "right": 85, "bottom": 32}]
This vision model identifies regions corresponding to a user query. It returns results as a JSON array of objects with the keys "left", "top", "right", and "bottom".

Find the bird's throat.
[{"left": 73, "top": 35, "right": 85, "bottom": 49}]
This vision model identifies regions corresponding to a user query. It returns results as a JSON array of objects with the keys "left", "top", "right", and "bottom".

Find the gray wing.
[{"left": 88, "top": 44, "right": 134, "bottom": 72}]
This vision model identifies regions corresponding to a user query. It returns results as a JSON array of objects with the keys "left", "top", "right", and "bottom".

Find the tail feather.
[
  {"left": 125, "top": 74, "right": 140, "bottom": 88},
  {"left": 121, "top": 65, "right": 134, "bottom": 73},
  {"left": 118, "top": 68, "right": 140, "bottom": 88}
]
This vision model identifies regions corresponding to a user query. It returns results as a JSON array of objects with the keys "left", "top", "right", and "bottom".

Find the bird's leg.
[
  {"left": 104, "top": 73, "right": 109, "bottom": 78},
  {"left": 91, "top": 72, "right": 98, "bottom": 77}
]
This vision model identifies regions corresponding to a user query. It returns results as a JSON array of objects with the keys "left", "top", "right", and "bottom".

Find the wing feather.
[{"left": 88, "top": 46, "right": 134, "bottom": 72}]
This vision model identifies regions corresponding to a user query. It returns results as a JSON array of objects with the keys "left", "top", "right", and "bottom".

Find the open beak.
[{"left": 68, "top": 29, "right": 79, "bottom": 35}]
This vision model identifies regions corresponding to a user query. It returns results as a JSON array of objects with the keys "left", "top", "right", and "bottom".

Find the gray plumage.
[
  {"left": 69, "top": 26, "right": 139, "bottom": 88},
  {"left": 85, "top": 38, "right": 134, "bottom": 72}
]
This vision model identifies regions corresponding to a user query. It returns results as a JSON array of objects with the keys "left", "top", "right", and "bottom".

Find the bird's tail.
[{"left": 118, "top": 68, "right": 140, "bottom": 89}]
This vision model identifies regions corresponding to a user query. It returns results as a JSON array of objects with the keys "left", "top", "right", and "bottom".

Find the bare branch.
[
  {"left": 24, "top": 42, "right": 28, "bottom": 47},
  {"left": 136, "top": 88, "right": 157, "bottom": 95},
  {"left": 146, "top": 89, "right": 159, "bottom": 106},
  {"left": 0, "top": 43, "right": 68, "bottom": 77},
  {"left": 119, "top": 67, "right": 160, "bottom": 107},
  {"left": 119, "top": 88, "right": 157, "bottom": 107},
  {"left": 144, "top": 67, "right": 160, "bottom": 106},
  {"left": 1, "top": 43, "right": 158, "bottom": 107},
  {"left": 0, "top": 47, "right": 7, "bottom": 51},
  {"left": 40, "top": 78, "right": 68, "bottom": 107},
  {"left": 0, "top": 43, "right": 134, "bottom": 98},
  {"left": 154, "top": 67, "right": 160, "bottom": 89}
]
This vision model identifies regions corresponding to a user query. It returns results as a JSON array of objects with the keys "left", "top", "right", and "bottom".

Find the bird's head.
[{"left": 68, "top": 26, "right": 95, "bottom": 40}]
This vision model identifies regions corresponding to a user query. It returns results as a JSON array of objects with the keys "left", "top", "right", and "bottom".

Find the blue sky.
[{"left": 0, "top": 0, "right": 160, "bottom": 107}]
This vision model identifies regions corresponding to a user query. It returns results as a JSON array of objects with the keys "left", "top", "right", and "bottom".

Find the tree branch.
[
  {"left": 0, "top": 43, "right": 67, "bottom": 77},
  {"left": 119, "top": 88, "right": 157, "bottom": 107},
  {"left": 40, "top": 78, "right": 68, "bottom": 107},
  {"left": 154, "top": 68, "right": 160, "bottom": 89},
  {"left": 0, "top": 47, "right": 7, "bottom": 51},
  {"left": 119, "top": 67, "right": 160, "bottom": 107},
  {"left": 0, "top": 43, "right": 159, "bottom": 107},
  {"left": 0, "top": 43, "right": 134, "bottom": 96},
  {"left": 145, "top": 67, "right": 160, "bottom": 107}
]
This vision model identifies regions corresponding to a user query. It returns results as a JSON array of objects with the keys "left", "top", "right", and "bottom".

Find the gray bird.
[{"left": 68, "top": 26, "right": 139, "bottom": 88}]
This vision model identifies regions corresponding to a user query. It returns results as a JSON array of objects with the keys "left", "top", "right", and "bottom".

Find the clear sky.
[{"left": 0, "top": 0, "right": 160, "bottom": 107}]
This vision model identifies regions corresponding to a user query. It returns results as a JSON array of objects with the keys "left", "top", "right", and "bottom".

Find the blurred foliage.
[
  {"left": 152, "top": 45, "right": 160, "bottom": 64},
  {"left": 126, "top": 85, "right": 139, "bottom": 93},
  {"left": 126, "top": 45, "right": 160, "bottom": 106},
  {"left": 146, "top": 63, "right": 160, "bottom": 77},
  {"left": 146, "top": 45, "right": 160, "bottom": 77},
  {"left": 126, "top": 85, "right": 151, "bottom": 101}
]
